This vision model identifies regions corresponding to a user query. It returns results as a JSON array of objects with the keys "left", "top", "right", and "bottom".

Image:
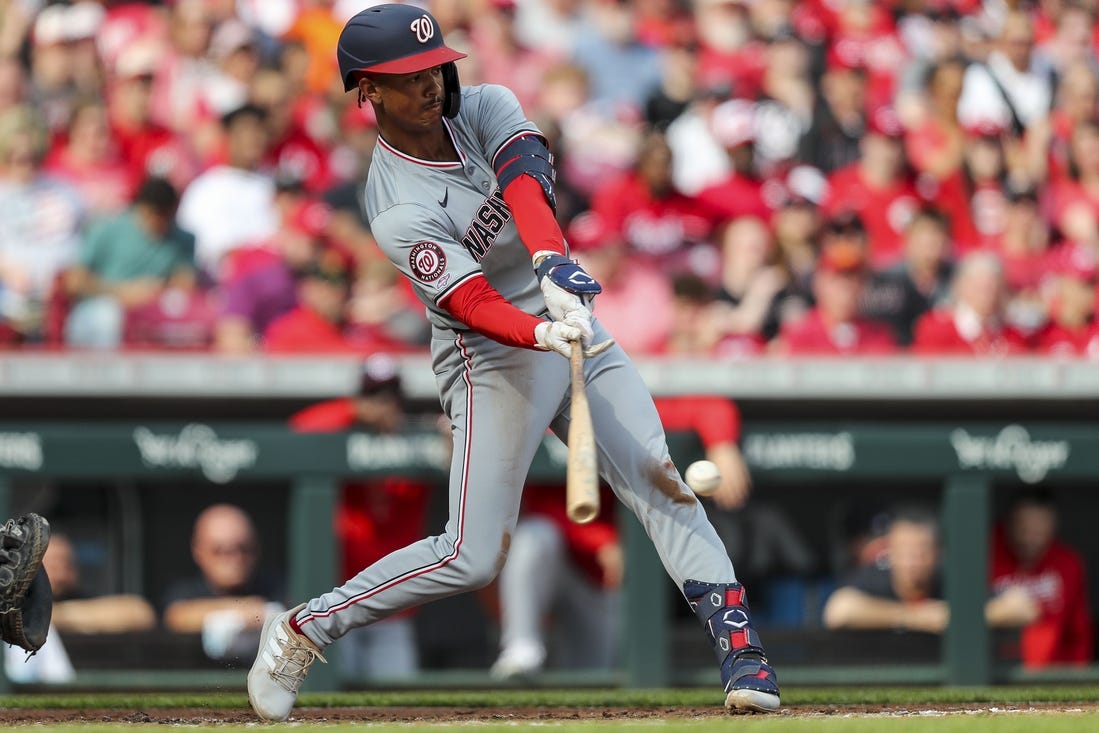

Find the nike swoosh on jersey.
[{"left": 439, "top": 189, "right": 449, "bottom": 208}]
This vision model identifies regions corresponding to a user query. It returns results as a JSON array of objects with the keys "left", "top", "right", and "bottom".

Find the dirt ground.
[{"left": 1, "top": 703, "right": 1097, "bottom": 725}]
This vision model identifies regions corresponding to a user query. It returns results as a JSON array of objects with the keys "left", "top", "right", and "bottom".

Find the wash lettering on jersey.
[{"left": 461, "top": 189, "right": 512, "bottom": 261}]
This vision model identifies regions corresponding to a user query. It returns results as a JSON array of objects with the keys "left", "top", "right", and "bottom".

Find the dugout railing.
[{"left": 3, "top": 415, "right": 1099, "bottom": 692}]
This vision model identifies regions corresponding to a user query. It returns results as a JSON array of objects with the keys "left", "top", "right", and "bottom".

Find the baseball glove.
[{"left": 0, "top": 513, "right": 52, "bottom": 653}]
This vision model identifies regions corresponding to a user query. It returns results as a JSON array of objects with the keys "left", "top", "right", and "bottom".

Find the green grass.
[
  {"left": 2, "top": 687, "right": 1097, "bottom": 731},
  {"left": 2, "top": 685, "right": 1099, "bottom": 709},
  {"left": 13, "top": 718, "right": 1099, "bottom": 733}
]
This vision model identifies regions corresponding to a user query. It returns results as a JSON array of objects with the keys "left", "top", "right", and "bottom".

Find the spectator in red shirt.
[
  {"left": 263, "top": 246, "right": 356, "bottom": 353},
  {"left": 776, "top": 238, "right": 898, "bottom": 355},
  {"left": 996, "top": 187, "right": 1053, "bottom": 295},
  {"left": 568, "top": 210, "right": 675, "bottom": 356},
  {"left": 1034, "top": 242, "right": 1099, "bottom": 357},
  {"left": 823, "top": 106, "right": 924, "bottom": 269},
  {"left": 912, "top": 251, "right": 1031, "bottom": 355},
  {"left": 590, "top": 130, "right": 716, "bottom": 277},
  {"left": 213, "top": 193, "right": 326, "bottom": 353},
  {"left": 107, "top": 42, "right": 198, "bottom": 192},
  {"left": 44, "top": 98, "right": 135, "bottom": 217},
  {"left": 992, "top": 488, "right": 1093, "bottom": 668},
  {"left": 904, "top": 56, "right": 966, "bottom": 183},
  {"left": 695, "top": 99, "right": 778, "bottom": 224},
  {"left": 1051, "top": 118, "right": 1099, "bottom": 247},
  {"left": 290, "top": 355, "right": 432, "bottom": 681}
]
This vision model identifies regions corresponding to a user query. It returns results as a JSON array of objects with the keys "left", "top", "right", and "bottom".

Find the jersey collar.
[{"left": 377, "top": 119, "right": 467, "bottom": 169}]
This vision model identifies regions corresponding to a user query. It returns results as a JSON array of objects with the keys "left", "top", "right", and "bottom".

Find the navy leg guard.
[{"left": 684, "top": 580, "right": 780, "bottom": 712}]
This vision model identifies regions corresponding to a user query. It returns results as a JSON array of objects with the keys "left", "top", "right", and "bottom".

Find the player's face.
[{"left": 363, "top": 66, "right": 446, "bottom": 131}]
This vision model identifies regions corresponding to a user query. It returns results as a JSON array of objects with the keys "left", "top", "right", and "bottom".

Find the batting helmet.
[{"left": 337, "top": 4, "right": 466, "bottom": 117}]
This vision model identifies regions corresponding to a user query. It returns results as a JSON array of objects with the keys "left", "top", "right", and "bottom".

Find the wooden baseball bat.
[{"left": 566, "top": 340, "right": 600, "bottom": 524}]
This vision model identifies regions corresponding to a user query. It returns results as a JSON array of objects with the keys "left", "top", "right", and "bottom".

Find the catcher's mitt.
[{"left": 0, "top": 513, "right": 52, "bottom": 652}]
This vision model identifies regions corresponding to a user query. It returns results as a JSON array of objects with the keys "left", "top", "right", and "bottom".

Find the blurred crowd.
[{"left": 1, "top": 0, "right": 1099, "bottom": 357}]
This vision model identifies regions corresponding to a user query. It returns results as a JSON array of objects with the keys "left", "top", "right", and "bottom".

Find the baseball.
[{"left": 684, "top": 460, "right": 722, "bottom": 496}]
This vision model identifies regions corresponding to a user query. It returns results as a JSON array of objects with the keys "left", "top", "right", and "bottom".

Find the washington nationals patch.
[{"left": 410, "top": 241, "right": 447, "bottom": 282}]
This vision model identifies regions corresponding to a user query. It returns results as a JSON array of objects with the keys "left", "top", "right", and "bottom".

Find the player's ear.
[{"left": 358, "top": 75, "right": 381, "bottom": 105}]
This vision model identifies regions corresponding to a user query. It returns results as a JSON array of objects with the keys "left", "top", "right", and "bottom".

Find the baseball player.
[{"left": 247, "top": 4, "right": 779, "bottom": 720}]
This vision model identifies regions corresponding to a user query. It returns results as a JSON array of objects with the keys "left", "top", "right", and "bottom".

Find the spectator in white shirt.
[{"left": 177, "top": 104, "right": 277, "bottom": 279}]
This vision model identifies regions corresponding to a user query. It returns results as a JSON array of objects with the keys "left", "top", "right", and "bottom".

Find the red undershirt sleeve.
[
  {"left": 501, "top": 174, "right": 567, "bottom": 258},
  {"left": 441, "top": 274, "right": 544, "bottom": 349}
]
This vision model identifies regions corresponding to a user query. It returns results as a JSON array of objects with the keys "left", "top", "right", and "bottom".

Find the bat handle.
[{"left": 570, "top": 338, "right": 584, "bottom": 387}]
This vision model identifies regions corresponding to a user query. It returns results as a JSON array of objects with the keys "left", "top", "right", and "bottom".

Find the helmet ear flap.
[{"left": 441, "top": 62, "right": 461, "bottom": 118}]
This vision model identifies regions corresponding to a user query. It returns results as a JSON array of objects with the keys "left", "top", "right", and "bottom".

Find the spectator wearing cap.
[
  {"left": 825, "top": 0, "right": 909, "bottom": 112},
  {"left": 154, "top": 0, "right": 218, "bottom": 138},
  {"left": 958, "top": 10, "right": 1052, "bottom": 135},
  {"left": 27, "top": 2, "right": 105, "bottom": 135},
  {"left": 694, "top": 99, "right": 777, "bottom": 224},
  {"left": 772, "top": 166, "right": 828, "bottom": 297},
  {"left": 1034, "top": 243, "right": 1099, "bottom": 357},
  {"left": 862, "top": 208, "right": 954, "bottom": 346},
  {"left": 912, "top": 251, "right": 1030, "bottom": 355},
  {"left": 590, "top": 130, "right": 718, "bottom": 277},
  {"left": 108, "top": 42, "right": 199, "bottom": 192},
  {"left": 774, "top": 239, "right": 897, "bottom": 355},
  {"left": 44, "top": 97, "right": 135, "bottom": 217},
  {"left": 177, "top": 104, "right": 278, "bottom": 278},
  {"left": 821, "top": 106, "right": 925, "bottom": 269},
  {"left": 204, "top": 19, "right": 260, "bottom": 117},
  {"left": 263, "top": 246, "right": 356, "bottom": 353},
  {"left": 289, "top": 355, "right": 433, "bottom": 681},
  {"left": 0, "top": 105, "right": 86, "bottom": 344},
  {"left": 798, "top": 47, "right": 869, "bottom": 174},
  {"left": 568, "top": 210, "right": 674, "bottom": 356}
]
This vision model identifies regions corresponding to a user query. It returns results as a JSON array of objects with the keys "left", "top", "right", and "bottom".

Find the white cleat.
[
  {"left": 725, "top": 688, "right": 781, "bottom": 714},
  {"left": 489, "top": 639, "right": 546, "bottom": 680},
  {"left": 247, "top": 603, "right": 326, "bottom": 721}
]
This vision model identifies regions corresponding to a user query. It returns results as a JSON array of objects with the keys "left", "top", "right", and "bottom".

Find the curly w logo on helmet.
[{"left": 409, "top": 15, "right": 434, "bottom": 44}]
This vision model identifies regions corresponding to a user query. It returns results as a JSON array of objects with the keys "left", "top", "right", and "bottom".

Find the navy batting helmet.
[{"left": 337, "top": 4, "right": 466, "bottom": 116}]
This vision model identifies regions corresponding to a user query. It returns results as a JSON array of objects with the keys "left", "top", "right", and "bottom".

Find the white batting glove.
[
  {"left": 534, "top": 321, "right": 582, "bottom": 358},
  {"left": 540, "top": 276, "right": 592, "bottom": 323},
  {"left": 534, "top": 321, "right": 616, "bottom": 359}
]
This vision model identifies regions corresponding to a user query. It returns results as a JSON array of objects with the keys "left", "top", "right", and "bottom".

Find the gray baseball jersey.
[{"left": 293, "top": 85, "right": 738, "bottom": 647}]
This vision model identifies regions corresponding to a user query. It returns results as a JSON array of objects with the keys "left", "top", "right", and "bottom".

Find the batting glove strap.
[{"left": 534, "top": 254, "right": 602, "bottom": 296}]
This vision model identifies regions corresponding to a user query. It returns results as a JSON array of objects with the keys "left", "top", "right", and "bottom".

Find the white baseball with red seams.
[{"left": 685, "top": 460, "right": 722, "bottom": 496}]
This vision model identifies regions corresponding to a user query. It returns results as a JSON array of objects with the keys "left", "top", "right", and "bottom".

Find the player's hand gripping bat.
[{"left": 566, "top": 340, "right": 600, "bottom": 524}]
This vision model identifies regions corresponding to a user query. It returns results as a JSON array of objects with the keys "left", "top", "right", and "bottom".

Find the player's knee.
[
  {"left": 455, "top": 535, "right": 511, "bottom": 590},
  {"left": 458, "top": 556, "right": 500, "bottom": 590}
]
